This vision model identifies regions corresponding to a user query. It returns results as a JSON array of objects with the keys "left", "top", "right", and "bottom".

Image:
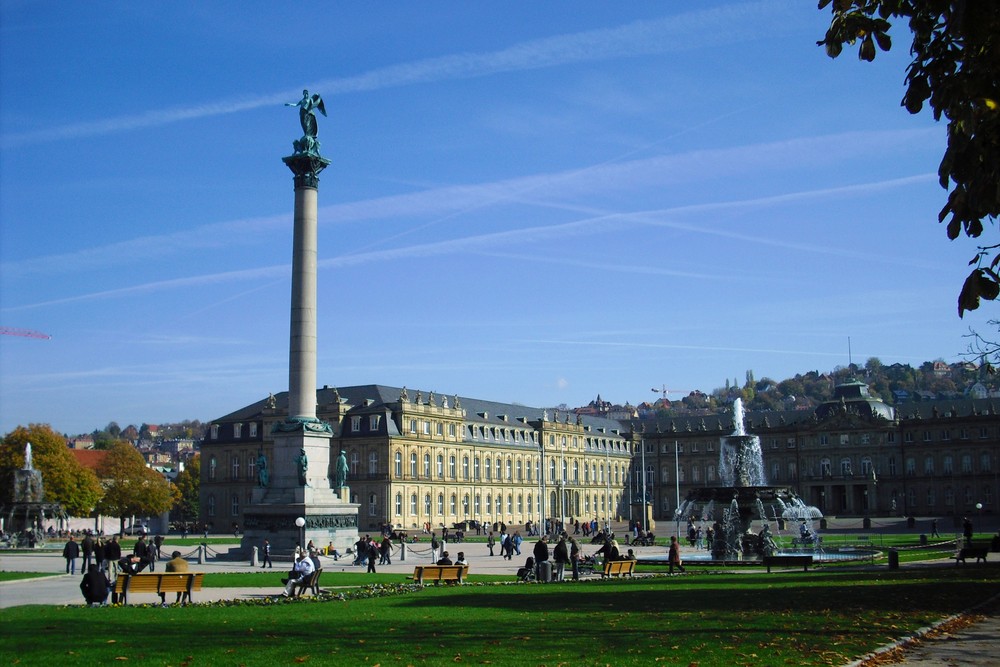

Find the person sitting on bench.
[
  {"left": 436, "top": 551, "right": 453, "bottom": 565},
  {"left": 281, "top": 551, "right": 315, "bottom": 597}
]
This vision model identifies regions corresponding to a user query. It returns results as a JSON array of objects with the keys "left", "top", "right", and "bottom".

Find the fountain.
[
  {"left": 2, "top": 443, "right": 63, "bottom": 548},
  {"left": 676, "top": 399, "right": 821, "bottom": 560}
]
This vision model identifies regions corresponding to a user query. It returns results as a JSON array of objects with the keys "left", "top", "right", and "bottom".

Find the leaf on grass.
[
  {"left": 106, "top": 640, "right": 117, "bottom": 644},
  {"left": 294, "top": 657, "right": 309, "bottom": 663},
  {"left": 114, "top": 658, "right": 128, "bottom": 661}
]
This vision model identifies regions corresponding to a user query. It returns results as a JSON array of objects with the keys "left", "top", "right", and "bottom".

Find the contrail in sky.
[{"left": 1, "top": 1, "right": 797, "bottom": 148}]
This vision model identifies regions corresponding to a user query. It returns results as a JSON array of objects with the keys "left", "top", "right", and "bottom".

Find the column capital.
[{"left": 282, "top": 153, "right": 331, "bottom": 189}]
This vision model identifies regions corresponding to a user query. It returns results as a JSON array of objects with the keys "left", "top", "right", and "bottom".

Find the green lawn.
[{"left": 1, "top": 567, "right": 997, "bottom": 665}]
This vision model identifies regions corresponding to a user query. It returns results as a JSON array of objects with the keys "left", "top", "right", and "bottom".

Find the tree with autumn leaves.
[
  {"left": 0, "top": 424, "right": 103, "bottom": 517},
  {"left": 95, "top": 441, "right": 179, "bottom": 534},
  {"left": 1, "top": 425, "right": 179, "bottom": 531}
]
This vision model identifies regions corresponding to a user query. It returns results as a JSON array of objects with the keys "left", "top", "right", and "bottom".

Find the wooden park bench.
[
  {"left": 601, "top": 559, "right": 636, "bottom": 578},
  {"left": 292, "top": 569, "right": 323, "bottom": 597},
  {"left": 113, "top": 572, "right": 204, "bottom": 605},
  {"left": 762, "top": 555, "right": 814, "bottom": 573},
  {"left": 410, "top": 564, "right": 468, "bottom": 585},
  {"left": 952, "top": 547, "right": 989, "bottom": 564}
]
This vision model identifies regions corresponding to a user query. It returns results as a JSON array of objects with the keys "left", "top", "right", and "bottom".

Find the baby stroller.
[{"left": 516, "top": 556, "right": 536, "bottom": 582}]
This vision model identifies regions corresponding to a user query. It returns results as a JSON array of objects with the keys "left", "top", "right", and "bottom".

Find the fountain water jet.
[{"left": 676, "top": 398, "right": 821, "bottom": 560}]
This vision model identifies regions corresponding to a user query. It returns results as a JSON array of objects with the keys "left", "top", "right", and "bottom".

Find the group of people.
[
  {"left": 529, "top": 533, "right": 585, "bottom": 581},
  {"left": 65, "top": 531, "right": 193, "bottom": 606},
  {"left": 485, "top": 530, "right": 524, "bottom": 559}
]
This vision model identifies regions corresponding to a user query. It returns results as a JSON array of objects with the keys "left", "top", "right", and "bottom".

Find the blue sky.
[{"left": 0, "top": 1, "right": 990, "bottom": 436}]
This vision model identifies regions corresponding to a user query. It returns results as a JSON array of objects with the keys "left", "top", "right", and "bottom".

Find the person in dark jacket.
[
  {"left": 553, "top": 535, "right": 570, "bottom": 581},
  {"left": 104, "top": 535, "right": 123, "bottom": 579},
  {"left": 80, "top": 567, "right": 111, "bottom": 605},
  {"left": 133, "top": 535, "right": 152, "bottom": 573},
  {"left": 63, "top": 536, "right": 80, "bottom": 574},
  {"left": 81, "top": 533, "right": 94, "bottom": 574},
  {"left": 533, "top": 536, "right": 550, "bottom": 582}
]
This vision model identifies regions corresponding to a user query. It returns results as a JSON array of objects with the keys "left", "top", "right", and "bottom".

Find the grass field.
[{"left": 1, "top": 567, "right": 997, "bottom": 666}]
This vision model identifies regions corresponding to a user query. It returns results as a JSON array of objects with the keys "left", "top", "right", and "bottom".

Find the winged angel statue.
[{"left": 286, "top": 89, "right": 327, "bottom": 156}]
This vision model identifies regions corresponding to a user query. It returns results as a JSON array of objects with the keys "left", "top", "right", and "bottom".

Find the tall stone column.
[
  {"left": 238, "top": 96, "right": 359, "bottom": 555},
  {"left": 284, "top": 159, "right": 325, "bottom": 422}
]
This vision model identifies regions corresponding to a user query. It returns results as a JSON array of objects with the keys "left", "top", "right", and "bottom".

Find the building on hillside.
[
  {"left": 161, "top": 439, "right": 196, "bottom": 456},
  {"left": 200, "top": 385, "right": 634, "bottom": 533},
  {"left": 629, "top": 378, "right": 999, "bottom": 526},
  {"left": 68, "top": 436, "right": 94, "bottom": 450}
]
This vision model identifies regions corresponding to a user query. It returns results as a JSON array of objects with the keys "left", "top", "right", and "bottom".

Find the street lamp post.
[{"left": 295, "top": 516, "right": 305, "bottom": 552}]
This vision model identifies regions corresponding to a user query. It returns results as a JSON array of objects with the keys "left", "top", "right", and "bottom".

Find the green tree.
[
  {"left": 0, "top": 424, "right": 103, "bottom": 517},
  {"left": 818, "top": 1, "right": 1000, "bottom": 315},
  {"left": 95, "top": 441, "right": 179, "bottom": 533},
  {"left": 172, "top": 454, "right": 200, "bottom": 524}
]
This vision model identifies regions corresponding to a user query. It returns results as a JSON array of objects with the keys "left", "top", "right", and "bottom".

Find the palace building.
[
  {"left": 200, "top": 385, "right": 634, "bottom": 533},
  {"left": 632, "top": 380, "right": 999, "bottom": 525}
]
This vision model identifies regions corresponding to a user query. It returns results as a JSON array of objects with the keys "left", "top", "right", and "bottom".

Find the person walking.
[
  {"left": 380, "top": 535, "right": 393, "bottom": 565},
  {"left": 431, "top": 533, "right": 441, "bottom": 563},
  {"left": 261, "top": 539, "right": 273, "bottom": 568},
  {"left": 63, "top": 536, "right": 80, "bottom": 574},
  {"left": 569, "top": 537, "right": 582, "bottom": 581},
  {"left": 963, "top": 517, "right": 974, "bottom": 547},
  {"left": 487, "top": 531, "right": 495, "bottom": 557},
  {"left": 81, "top": 532, "right": 94, "bottom": 574},
  {"left": 668, "top": 535, "right": 686, "bottom": 575},
  {"left": 553, "top": 534, "right": 569, "bottom": 582}
]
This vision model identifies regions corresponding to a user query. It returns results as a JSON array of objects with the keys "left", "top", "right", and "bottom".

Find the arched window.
[
  {"left": 395, "top": 492, "right": 402, "bottom": 515},
  {"left": 516, "top": 459, "right": 523, "bottom": 481},
  {"left": 410, "top": 452, "right": 417, "bottom": 477},
  {"left": 369, "top": 451, "right": 379, "bottom": 475},
  {"left": 369, "top": 493, "right": 378, "bottom": 516},
  {"left": 231, "top": 493, "right": 239, "bottom": 517},
  {"left": 437, "top": 493, "right": 444, "bottom": 515},
  {"left": 209, "top": 456, "right": 217, "bottom": 481},
  {"left": 423, "top": 454, "right": 431, "bottom": 477},
  {"left": 485, "top": 457, "right": 492, "bottom": 481},
  {"left": 462, "top": 456, "right": 470, "bottom": 480},
  {"left": 424, "top": 494, "right": 431, "bottom": 515},
  {"left": 394, "top": 451, "right": 402, "bottom": 477},
  {"left": 449, "top": 455, "right": 457, "bottom": 479},
  {"left": 207, "top": 494, "right": 216, "bottom": 517},
  {"left": 410, "top": 493, "right": 417, "bottom": 514},
  {"left": 436, "top": 455, "right": 444, "bottom": 478}
]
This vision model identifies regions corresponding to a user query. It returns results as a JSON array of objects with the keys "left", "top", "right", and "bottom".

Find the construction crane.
[
  {"left": 0, "top": 327, "right": 51, "bottom": 340},
  {"left": 651, "top": 384, "right": 684, "bottom": 400}
]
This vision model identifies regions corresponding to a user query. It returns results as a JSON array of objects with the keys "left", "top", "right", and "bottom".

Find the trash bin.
[
  {"left": 777, "top": 518, "right": 785, "bottom": 531},
  {"left": 906, "top": 516, "right": 916, "bottom": 529},
  {"left": 863, "top": 517, "right": 871, "bottom": 529},
  {"left": 538, "top": 560, "right": 552, "bottom": 582},
  {"left": 888, "top": 548, "right": 899, "bottom": 569},
  {"left": 919, "top": 534, "right": 927, "bottom": 546},
  {"left": 820, "top": 518, "right": 828, "bottom": 530}
]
